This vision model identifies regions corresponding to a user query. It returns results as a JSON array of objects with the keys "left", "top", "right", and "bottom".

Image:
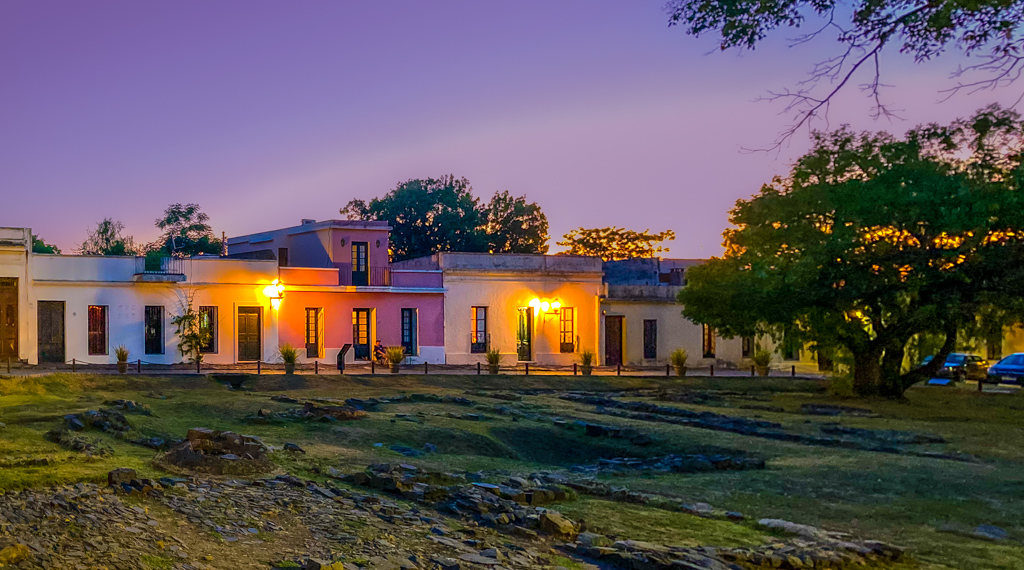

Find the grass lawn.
[{"left": 1, "top": 372, "right": 1022, "bottom": 569}]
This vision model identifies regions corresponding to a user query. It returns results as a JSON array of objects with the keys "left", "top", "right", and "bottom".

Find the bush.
[
  {"left": 278, "top": 343, "right": 299, "bottom": 365},
  {"left": 485, "top": 348, "right": 503, "bottom": 366},
  {"left": 385, "top": 346, "right": 406, "bottom": 365},
  {"left": 827, "top": 374, "right": 855, "bottom": 397},
  {"left": 752, "top": 349, "right": 772, "bottom": 368},
  {"left": 670, "top": 348, "right": 688, "bottom": 368},
  {"left": 113, "top": 345, "right": 130, "bottom": 362},
  {"left": 579, "top": 350, "right": 596, "bottom": 367}
]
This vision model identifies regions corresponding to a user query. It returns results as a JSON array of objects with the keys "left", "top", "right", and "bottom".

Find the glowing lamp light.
[
  {"left": 528, "top": 297, "right": 562, "bottom": 314},
  {"left": 263, "top": 279, "right": 285, "bottom": 310}
]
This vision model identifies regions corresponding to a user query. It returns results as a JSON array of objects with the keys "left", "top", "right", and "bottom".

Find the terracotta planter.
[
  {"left": 675, "top": 366, "right": 687, "bottom": 377},
  {"left": 756, "top": 366, "right": 770, "bottom": 377},
  {"left": 284, "top": 363, "right": 296, "bottom": 375},
  {"left": 488, "top": 364, "right": 500, "bottom": 375},
  {"left": 117, "top": 361, "right": 128, "bottom": 374},
  {"left": 390, "top": 364, "right": 400, "bottom": 374},
  {"left": 581, "top": 365, "right": 593, "bottom": 376}
]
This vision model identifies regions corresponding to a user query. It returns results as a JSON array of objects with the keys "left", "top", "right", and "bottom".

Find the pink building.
[{"left": 227, "top": 220, "right": 445, "bottom": 364}]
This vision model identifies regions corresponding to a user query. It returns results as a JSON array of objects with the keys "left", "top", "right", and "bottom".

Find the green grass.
[{"left": 1, "top": 373, "right": 1022, "bottom": 569}]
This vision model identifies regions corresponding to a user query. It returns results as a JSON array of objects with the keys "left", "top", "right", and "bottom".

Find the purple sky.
[{"left": 2, "top": 1, "right": 1020, "bottom": 257}]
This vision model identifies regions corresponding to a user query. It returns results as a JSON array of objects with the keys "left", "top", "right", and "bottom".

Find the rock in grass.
[
  {"left": 0, "top": 544, "right": 31, "bottom": 565},
  {"left": 973, "top": 524, "right": 1008, "bottom": 541},
  {"left": 283, "top": 442, "right": 306, "bottom": 454},
  {"left": 107, "top": 467, "right": 137, "bottom": 487}
]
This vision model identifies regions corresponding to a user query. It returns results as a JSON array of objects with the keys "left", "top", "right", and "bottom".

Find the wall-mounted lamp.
[
  {"left": 263, "top": 279, "right": 285, "bottom": 310},
  {"left": 528, "top": 297, "right": 561, "bottom": 314}
]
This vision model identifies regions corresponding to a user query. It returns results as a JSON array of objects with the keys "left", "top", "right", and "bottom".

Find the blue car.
[{"left": 986, "top": 353, "right": 1024, "bottom": 385}]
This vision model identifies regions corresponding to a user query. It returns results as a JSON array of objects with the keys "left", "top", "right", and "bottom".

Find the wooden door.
[
  {"left": 605, "top": 315, "right": 623, "bottom": 366},
  {"left": 0, "top": 278, "right": 17, "bottom": 360},
  {"left": 237, "top": 307, "right": 262, "bottom": 361},
  {"left": 37, "top": 301, "right": 65, "bottom": 363}
]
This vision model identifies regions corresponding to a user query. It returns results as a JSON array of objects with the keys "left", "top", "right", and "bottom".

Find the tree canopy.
[
  {"left": 76, "top": 219, "right": 141, "bottom": 256},
  {"left": 152, "top": 203, "right": 222, "bottom": 257},
  {"left": 341, "top": 176, "right": 549, "bottom": 261},
  {"left": 679, "top": 105, "right": 1024, "bottom": 397},
  {"left": 666, "top": 0, "right": 1024, "bottom": 143},
  {"left": 31, "top": 234, "right": 60, "bottom": 254},
  {"left": 482, "top": 190, "right": 550, "bottom": 254},
  {"left": 556, "top": 227, "right": 676, "bottom": 261}
]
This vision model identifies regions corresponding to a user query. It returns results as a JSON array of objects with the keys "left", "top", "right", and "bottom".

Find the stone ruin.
[{"left": 158, "top": 428, "right": 274, "bottom": 475}]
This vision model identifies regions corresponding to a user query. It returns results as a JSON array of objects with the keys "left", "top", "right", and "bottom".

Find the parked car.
[
  {"left": 920, "top": 353, "right": 989, "bottom": 381},
  {"left": 985, "top": 353, "right": 1024, "bottom": 385}
]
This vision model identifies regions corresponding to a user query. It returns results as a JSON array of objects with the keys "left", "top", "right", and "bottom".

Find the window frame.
[
  {"left": 741, "top": 336, "right": 754, "bottom": 359},
  {"left": 401, "top": 308, "right": 418, "bottom": 355},
  {"left": 471, "top": 306, "right": 488, "bottom": 353},
  {"left": 88, "top": 305, "right": 108, "bottom": 356},
  {"left": 701, "top": 323, "right": 716, "bottom": 359},
  {"left": 643, "top": 319, "right": 657, "bottom": 360},
  {"left": 559, "top": 307, "right": 576, "bottom": 353},
  {"left": 199, "top": 306, "right": 218, "bottom": 353},
  {"left": 144, "top": 305, "right": 164, "bottom": 355},
  {"left": 278, "top": 247, "right": 289, "bottom": 267}
]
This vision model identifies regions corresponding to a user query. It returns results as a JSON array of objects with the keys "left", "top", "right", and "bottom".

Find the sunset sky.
[{"left": 2, "top": 1, "right": 1020, "bottom": 257}]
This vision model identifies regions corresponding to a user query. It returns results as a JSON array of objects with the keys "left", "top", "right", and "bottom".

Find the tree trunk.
[
  {"left": 852, "top": 345, "right": 884, "bottom": 396},
  {"left": 878, "top": 334, "right": 912, "bottom": 399},
  {"left": 886, "top": 321, "right": 959, "bottom": 398}
]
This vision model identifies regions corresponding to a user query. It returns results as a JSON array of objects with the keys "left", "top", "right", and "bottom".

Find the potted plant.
[
  {"left": 279, "top": 343, "right": 298, "bottom": 375},
  {"left": 670, "top": 348, "right": 688, "bottom": 377},
  {"left": 579, "top": 350, "right": 595, "bottom": 376},
  {"left": 753, "top": 349, "right": 772, "bottom": 376},
  {"left": 386, "top": 346, "right": 406, "bottom": 373},
  {"left": 114, "top": 345, "right": 130, "bottom": 374},
  {"left": 485, "top": 348, "right": 502, "bottom": 375}
]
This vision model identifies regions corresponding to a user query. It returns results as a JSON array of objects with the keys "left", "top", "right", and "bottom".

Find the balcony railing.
[
  {"left": 337, "top": 264, "right": 392, "bottom": 287},
  {"left": 135, "top": 256, "right": 185, "bottom": 275}
]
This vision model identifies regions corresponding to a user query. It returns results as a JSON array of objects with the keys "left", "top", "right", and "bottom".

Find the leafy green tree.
[
  {"left": 76, "top": 218, "right": 141, "bottom": 256},
  {"left": 172, "top": 289, "right": 211, "bottom": 365},
  {"left": 679, "top": 106, "right": 1024, "bottom": 398},
  {"left": 31, "top": 234, "right": 60, "bottom": 254},
  {"left": 666, "top": 0, "right": 1024, "bottom": 143},
  {"left": 483, "top": 191, "right": 549, "bottom": 254},
  {"left": 153, "top": 203, "right": 222, "bottom": 257},
  {"left": 556, "top": 227, "right": 675, "bottom": 261},
  {"left": 342, "top": 176, "right": 551, "bottom": 261}
]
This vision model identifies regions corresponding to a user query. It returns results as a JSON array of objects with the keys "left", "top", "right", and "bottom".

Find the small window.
[
  {"left": 144, "top": 306, "right": 164, "bottom": 355},
  {"left": 643, "top": 319, "right": 657, "bottom": 360},
  {"left": 559, "top": 307, "right": 575, "bottom": 353},
  {"left": 701, "top": 324, "right": 716, "bottom": 358},
  {"left": 199, "top": 306, "right": 217, "bottom": 353},
  {"left": 741, "top": 336, "right": 754, "bottom": 358},
  {"left": 88, "top": 305, "right": 108, "bottom": 355},
  {"left": 278, "top": 248, "right": 289, "bottom": 267},
  {"left": 402, "top": 308, "right": 418, "bottom": 355},
  {"left": 471, "top": 307, "right": 488, "bottom": 353},
  {"left": 305, "top": 308, "right": 324, "bottom": 359}
]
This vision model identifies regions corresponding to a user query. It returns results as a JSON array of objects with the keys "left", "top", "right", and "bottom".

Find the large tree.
[
  {"left": 666, "top": 0, "right": 1024, "bottom": 143},
  {"left": 482, "top": 191, "right": 550, "bottom": 254},
  {"left": 153, "top": 203, "right": 222, "bottom": 257},
  {"left": 341, "top": 176, "right": 550, "bottom": 261},
  {"left": 77, "top": 219, "right": 141, "bottom": 256},
  {"left": 679, "top": 106, "right": 1024, "bottom": 397},
  {"left": 557, "top": 227, "right": 676, "bottom": 261}
]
